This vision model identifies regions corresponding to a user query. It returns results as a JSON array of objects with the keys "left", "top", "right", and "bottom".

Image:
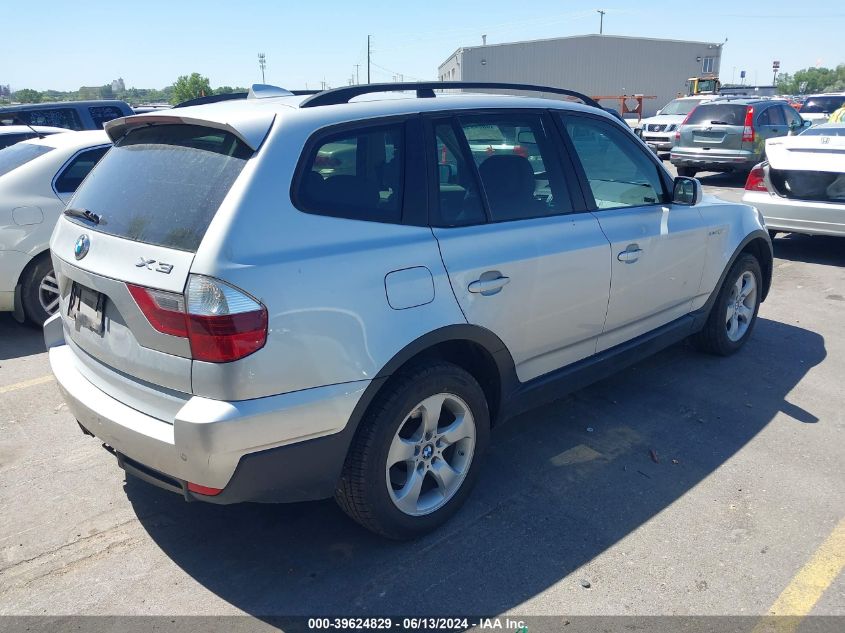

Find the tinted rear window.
[
  {"left": 686, "top": 104, "right": 748, "bottom": 126},
  {"left": 12, "top": 108, "right": 83, "bottom": 130},
  {"left": 0, "top": 143, "right": 53, "bottom": 177},
  {"left": 67, "top": 125, "right": 252, "bottom": 252},
  {"left": 801, "top": 97, "right": 845, "bottom": 114}
]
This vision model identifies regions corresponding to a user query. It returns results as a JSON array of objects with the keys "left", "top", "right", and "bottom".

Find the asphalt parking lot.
[{"left": 0, "top": 169, "right": 843, "bottom": 624}]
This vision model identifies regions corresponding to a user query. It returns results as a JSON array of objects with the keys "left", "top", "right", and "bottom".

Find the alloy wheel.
[
  {"left": 385, "top": 393, "right": 476, "bottom": 517},
  {"left": 725, "top": 270, "right": 757, "bottom": 342}
]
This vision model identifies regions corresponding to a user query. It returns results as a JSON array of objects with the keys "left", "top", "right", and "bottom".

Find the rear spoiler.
[{"left": 104, "top": 110, "right": 276, "bottom": 151}]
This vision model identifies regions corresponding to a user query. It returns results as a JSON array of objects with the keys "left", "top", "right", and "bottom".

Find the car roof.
[
  {"left": 23, "top": 129, "right": 110, "bottom": 150},
  {"left": 107, "top": 90, "right": 615, "bottom": 150},
  {"left": 0, "top": 100, "right": 129, "bottom": 113},
  {"left": 0, "top": 125, "right": 68, "bottom": 135}
]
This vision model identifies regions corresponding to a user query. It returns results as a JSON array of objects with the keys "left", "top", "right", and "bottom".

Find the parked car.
[
  {"left": 671, "top": 98, "right": 808, "bottom": 177},
  {"left": 797, "top": 94, "right": 845, "bottom": 125},
  {"left": 45, "top": 82, "right": 772, "bottom": 539},
  {"left": 0, "top": 131, "right": 111, "bottom": 324},
  {"left": 0, "top": 100, "right": 133, "bottom": 131},
  {"left": 743, "top": 123, "right": 845, "bottom": 238},
  {"left": 637, "top": 95, "right": 715, "bottom": 157},
  {"left": 0, "top": 125, "right": 69, "bottom": 149}
]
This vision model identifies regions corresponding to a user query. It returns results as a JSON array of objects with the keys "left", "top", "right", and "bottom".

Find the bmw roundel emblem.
[{"left": 74, "top": 234, "right": 90, "bottom": 260}]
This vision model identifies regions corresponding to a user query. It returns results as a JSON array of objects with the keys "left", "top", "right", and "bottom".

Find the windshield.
[
  {"left": 660, "top": 99, "right": 704, "bottom": 116},
  {"left": 800, "top": 125, "right": 845, "bottom": 136},
  {"left": 801, "top": 97, "right": 845, "bottom": 114},
  {"left": 67, "top": 124, "right": 252, "bottom": 252},
  {"left": 0, "top": 142, "right": 53, "bottom": 178},
  {"left": 685, "top": 104, "right": 748, "bottom": 126}
]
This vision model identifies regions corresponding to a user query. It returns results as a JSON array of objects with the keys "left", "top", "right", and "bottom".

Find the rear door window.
[
  {"left": 54, "top": 146, "right": 109, "bottom": 194},
  {"left": 0, "top": 142, "right": 53, "bottom": 177},
  {"left": 758, "top": 106, "right": 785, "bottom": 127},
  {"left": 685, "top": 104, "right": 747, "bottom": 126},
  {"left": 455, "top": 113, "right": 573, "bottom": 222},
  {"left": 14, "top": 108, "right": 83, "bottom": 130},
  {"left": 89, "top": 106, "right": 126, "bottom": 128},
  {"left": 296, "top": 123, "right": 404, "bottom": 223},
  {"left": 67, "top": 124, "right": 252, "bottom": 252},
  {"left": 433, "top": 120, "right": 486, "bottom": 226}
]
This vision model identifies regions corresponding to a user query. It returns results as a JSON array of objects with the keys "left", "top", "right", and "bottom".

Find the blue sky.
[{"left": 5, "top": 0, "right": 844, "bottom": 92}]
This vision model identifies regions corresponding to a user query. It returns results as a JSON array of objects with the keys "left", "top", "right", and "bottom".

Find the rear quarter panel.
[{"left": 190, "top": 113, "right": 467, "bottom": 400}]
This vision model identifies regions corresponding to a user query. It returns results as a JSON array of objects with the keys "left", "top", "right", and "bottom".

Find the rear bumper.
[
  {"left": 47, "top": 322, "right": 369, "bottom": 502},
  {"left": 670, "top": 149, "right": 756, "bottom": 171},
  {"left": 742, "top": 191, "right": 845, "bottom": 237},
  {"left": 0, "top": 249, "right": 32, "bottom": 311}
]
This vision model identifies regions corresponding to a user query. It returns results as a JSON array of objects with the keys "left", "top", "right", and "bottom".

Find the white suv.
[
  {"left": 45, "top": 83, "right": 773, "bottom": 539},
  {"left": 637, "top": 95, "right": 715, "bottom": 156}
]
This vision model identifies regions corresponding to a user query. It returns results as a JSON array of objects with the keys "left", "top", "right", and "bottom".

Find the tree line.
[
  {"left": 7, "top": 73, "right": 247, "bottom": 106},
  {"left": 776, "top": 64, "right": 845, "bottom": 94}
]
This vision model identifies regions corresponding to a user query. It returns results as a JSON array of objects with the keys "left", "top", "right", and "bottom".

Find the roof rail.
[
  {"left": 173, "top": 87, "right": 320, "bottom": 109},
  {"left": 299, "top": 81, "right": 603, "bottom": 110}
]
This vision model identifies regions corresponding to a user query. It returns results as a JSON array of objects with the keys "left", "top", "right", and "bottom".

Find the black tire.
[
  {"left": 19, "top": 254, "right": 58, "bottom": 327},
  {"left": 335, "top": 362, "right": 490, "bottom": 539},
  {"left": 692, "top": 254, "right": 762, "bottom": 356},
  {"left": 677, "top": 166, "right": 697, "bottom": 178}
]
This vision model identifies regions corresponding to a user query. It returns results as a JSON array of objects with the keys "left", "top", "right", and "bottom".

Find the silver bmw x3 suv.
[{"left": 45, "top": 82, "right": 773, "bottom": 539}]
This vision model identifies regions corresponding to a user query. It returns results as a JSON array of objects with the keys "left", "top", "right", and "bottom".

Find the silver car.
[
  {"left": 45, "top": 82, "right": 773, "bottom": 539},
  {"left": 743, "top": 123, "right": 845, "bottom": 238},
  {"left": 671, "top": 98, "right": 807, "bottom": 177}
]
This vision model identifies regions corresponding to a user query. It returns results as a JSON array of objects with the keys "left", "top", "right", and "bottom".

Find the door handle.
[
  {"left": 617, "top": 244, "right": 643, "bottom": 264},
  {"left": 468, "top": 273, "right": 510, "bottom": 295}
]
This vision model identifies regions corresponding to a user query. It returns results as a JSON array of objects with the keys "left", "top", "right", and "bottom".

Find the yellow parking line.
[
  {"left": 752, "top": 517, "right": 845, "bottom": 633},
  {"left": 0, "top": 374, "right": 54, "bottom": 394}
]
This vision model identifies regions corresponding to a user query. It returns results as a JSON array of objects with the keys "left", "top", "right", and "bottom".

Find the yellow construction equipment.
[{"left": 686, "top": 75, "right": 721, "bottom": 96}]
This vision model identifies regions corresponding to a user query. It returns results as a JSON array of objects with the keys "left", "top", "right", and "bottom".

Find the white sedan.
[
  {"left": 0, "top": 130, "right": 110, "bottom": 324},
  {"left": 742, "top": 123, "right": 845, "bottom": 238}
]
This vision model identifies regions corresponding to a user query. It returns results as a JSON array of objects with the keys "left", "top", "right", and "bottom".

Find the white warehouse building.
[{"left": 438, "top": 34, "right": 724, "bottom": 117}]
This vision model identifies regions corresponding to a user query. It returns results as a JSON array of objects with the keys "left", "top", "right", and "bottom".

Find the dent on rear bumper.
[{"left": 49, "top": 343, "right": 369, "bottom": 490}]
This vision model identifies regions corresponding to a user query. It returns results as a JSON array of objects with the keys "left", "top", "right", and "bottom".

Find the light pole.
[
  {"left": 258, "top": 53, "right": 266, "bottom": 84},
  {"left": 597, "top": 10, "right": 606, "bottom": 34}
]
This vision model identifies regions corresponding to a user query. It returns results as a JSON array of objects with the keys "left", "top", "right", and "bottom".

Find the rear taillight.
[
  {"left": 742, "top": 106, "right": 755, "bottom": 143},
  {"left": 745, "top": 164, "right": 768, "bottom": 192},
  {"left": 127, "top": 285, "right": 188, "bottom": 337},
  {"left": 676, "top": 108, "right": 696, "bottom": 141},
  {"left": 128, "top": 275, "right": 267, "bottom": 363}
]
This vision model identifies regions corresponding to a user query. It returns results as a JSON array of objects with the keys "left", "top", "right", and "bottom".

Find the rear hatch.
[
  {"left": 766, "top": 135, "right": 845, "bottom": 202},
  {"left": 678, "top": 103, "right": 749, "bottom": 152},
  {"left": 50, "top": 121, "right": 257, "bottom": 416}
]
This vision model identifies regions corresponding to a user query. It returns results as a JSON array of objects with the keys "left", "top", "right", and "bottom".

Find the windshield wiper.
[{"left": 64, "top": 207, "right": 102, "bottom": 225}]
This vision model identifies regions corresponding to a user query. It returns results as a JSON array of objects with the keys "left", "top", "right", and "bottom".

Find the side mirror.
[
  {"left": 802, "top": 119, "right": 812, "bottom": 128},
  {"left": 673, "top": 176, "right": 702, "bottom": 205}
]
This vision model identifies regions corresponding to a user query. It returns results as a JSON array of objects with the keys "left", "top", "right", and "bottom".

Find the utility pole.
[
  {"left": 367, "top": 35, "right": 371, "bottom": 84},
  {"left": 597, "top": 10, "right": 605, "bottom": 35},
  {"left": 257, "top": 53, "right": 266, "bottom": 83},
  {"left": 354, "top": 64, "right": 360, "bottom": 85}
]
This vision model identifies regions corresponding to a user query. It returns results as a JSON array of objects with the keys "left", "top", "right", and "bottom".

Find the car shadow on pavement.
[
  {"left": 0, "top": 314, "right": 45, "bottom": 361},
  {"left": 125, "top": 317, "right": 824, "bottom": 617},
  {"left": 771, "top": 234, "right": 845, "bottom": 268}
]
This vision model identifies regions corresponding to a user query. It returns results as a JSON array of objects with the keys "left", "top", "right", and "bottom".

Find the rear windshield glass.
[
  {"left": 801, "top": 97, "right": 845, "bottom": 114},
  {"left": 685, "top": 104, "right": 748, "bottom": 126},
  {"left": 67, "top": 125, "right": 252, "bottom": 252},
  {"left": 0, "top": 143, "right": 53, "bottom": 177},
  {"left": 800, "top": 125, "right": 845, "bottom": 136},
  {"left": 660, "top": 99, "right": 703, "bottom": 116}
]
